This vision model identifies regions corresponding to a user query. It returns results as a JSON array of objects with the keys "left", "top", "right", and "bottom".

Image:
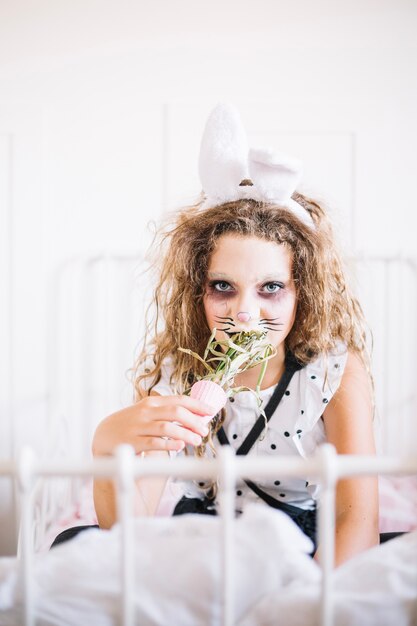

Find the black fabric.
[
  {"left": 50, "top": 524, "right": 99, "bottom": 548},
  {"left": 173, "top": 496, "right": 217, "bottom": 517},
  {"left": 379, "top": 531, "right": 406, "bottom": 544}
]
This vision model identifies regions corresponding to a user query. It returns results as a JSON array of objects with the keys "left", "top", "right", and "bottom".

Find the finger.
[
  {"left": 143, "top": 405, "right": 210, "bottom": 437},
  {"left": 147, "top": 394, "right": 216, "bottom": 417},
  {"left": 143, "top": 403, "right": 213, "bottom": 437},
  {"left": 136, "top": 436, "right": 186, "bottom": 453},
  {"left": 152, "top": 421, "right": 205, "bottom": 446},
  {"left": 132, "top": 418, "right": 204, "bottom": 447}
]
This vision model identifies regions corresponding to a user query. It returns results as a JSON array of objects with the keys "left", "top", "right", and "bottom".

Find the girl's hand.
[{"left": 92, "top": 394, "right": 213, "bottom": 457}]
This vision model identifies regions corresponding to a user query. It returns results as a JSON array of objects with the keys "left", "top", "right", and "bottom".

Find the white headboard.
[
  {"left": 46, "top": 254, "right": 151, "bottom": 460},
  {"left": 348, "top": 256, "right": 417, "bottom": 456}
]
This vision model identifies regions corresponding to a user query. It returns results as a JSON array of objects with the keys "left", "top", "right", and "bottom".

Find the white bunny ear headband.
[{"left": 198, "top": 102, "right": 315, "bottom": 229}]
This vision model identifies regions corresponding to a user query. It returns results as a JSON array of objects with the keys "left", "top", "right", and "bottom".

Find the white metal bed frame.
[
  {"left": 2, "top": 252, "right": 416, "bottom": 624},
  {"left": 1, "top": 444, "right": 416, "bottom": 626}
]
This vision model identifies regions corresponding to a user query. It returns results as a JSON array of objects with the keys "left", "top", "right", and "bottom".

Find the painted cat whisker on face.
[
  {"left": 214, "top": 316, "right": 235, "bottom": 325},
  {"left": 212, "top": 322, "right": 235, "bottom": 333}
]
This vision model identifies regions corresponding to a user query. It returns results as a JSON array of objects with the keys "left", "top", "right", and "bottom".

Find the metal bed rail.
[{"left": 1, "top": 444, "right": 416, "bottom": 626}]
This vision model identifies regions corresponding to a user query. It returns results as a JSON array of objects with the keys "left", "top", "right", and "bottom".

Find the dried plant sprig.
[{"left": 179, "top": 328, "right": 276, "bottom": 410}]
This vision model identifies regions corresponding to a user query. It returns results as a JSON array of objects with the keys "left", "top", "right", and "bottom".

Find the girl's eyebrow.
[
  {"left": 207, "top": 272, "right": 232, "bottom": 279},
  {"left": 207, "top": 271, "right": 290, "bottom": 281}
]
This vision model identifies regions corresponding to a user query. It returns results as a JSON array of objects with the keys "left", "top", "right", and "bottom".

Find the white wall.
[{"left": 0, "top": 0, "right": 416, "bottom": 555}]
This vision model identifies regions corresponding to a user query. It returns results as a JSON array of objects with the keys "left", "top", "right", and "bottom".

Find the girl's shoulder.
[
  {"left": 291, "top": 342, "right": 349, "bottom": 431},
  {"left": 301, "top": 342, "right": 349, "bottom": 391}
]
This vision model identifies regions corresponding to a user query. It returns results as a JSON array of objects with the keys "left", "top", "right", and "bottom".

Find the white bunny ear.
[
  {"left": 248, "top": 148, "right": 303, "bottom": 203},
  {"left": 197, "top": 104, "right": 315, "bottom": 229},
  {"left": 248, "top": 148, "right": 314, "bottom": 228},
  {"left": 198, "top": 102, "right": 249, "bottom": 207}
]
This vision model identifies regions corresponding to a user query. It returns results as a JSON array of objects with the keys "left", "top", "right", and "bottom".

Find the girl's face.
[{"left": 203, "top": 234, "right": 297, "bottom": 356}]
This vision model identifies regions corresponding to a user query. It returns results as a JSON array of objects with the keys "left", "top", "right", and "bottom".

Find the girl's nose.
[
  {"left": 232, "top": 291, "right": 259, "bottom": 325},
  {"left": 236, "top": 311, "right": 251, "bottom": 323}
]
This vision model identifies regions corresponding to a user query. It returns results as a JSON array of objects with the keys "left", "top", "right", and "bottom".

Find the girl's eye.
[
  {"left": 212, "top": 281, "right": 232, "bottom": 292},
  {"left": 262, "top": 282, "right": 283, "bottom": 294}
]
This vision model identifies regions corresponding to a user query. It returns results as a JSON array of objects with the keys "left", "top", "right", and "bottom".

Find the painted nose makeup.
[{"left": 236, "top": 311, "right": 251, "bottom": 323}]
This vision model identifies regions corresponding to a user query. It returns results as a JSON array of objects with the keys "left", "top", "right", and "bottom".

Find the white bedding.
[{"left": 0, "top": 505, "right": 416, "bottom": 626}]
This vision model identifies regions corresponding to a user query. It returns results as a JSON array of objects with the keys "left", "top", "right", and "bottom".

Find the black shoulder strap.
[
  {"left": 217, "top": 353, "right": 302, "bottom": 455},
  {"left": 244, "top": 478, "right": 304, "bottom": 515}
]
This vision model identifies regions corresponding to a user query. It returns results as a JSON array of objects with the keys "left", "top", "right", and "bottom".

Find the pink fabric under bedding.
[{"left": 378, "top": 475, "right": 417, "bottom": 533}]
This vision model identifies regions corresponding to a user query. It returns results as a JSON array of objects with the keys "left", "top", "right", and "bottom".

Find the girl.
[{"left": 90, "top": 104, "right": 380, "bottom": 567}]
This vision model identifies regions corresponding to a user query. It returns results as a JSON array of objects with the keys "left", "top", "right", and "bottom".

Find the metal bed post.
[
  {"left": 317, "top": 444, "right": 338, "bottom": 626},
  {"left": 115, "top": 445, "right": 135, "bottom": 626},
  {"left": 217, "top": 445, "right": 237, "bottom": 626},
  {"left": 17, "top": 446, "right": 36, "bottom": 626}
]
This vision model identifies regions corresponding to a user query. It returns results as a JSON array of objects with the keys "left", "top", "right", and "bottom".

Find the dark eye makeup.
[
  {"left": 261, "top": 282, "right": 284, "bottom": 294},
  {"left": 210, "top": 280, "right": 232, "bottom": 292},
  {"left": 206, "top": 279, "right": 285, "bottom": 297}
]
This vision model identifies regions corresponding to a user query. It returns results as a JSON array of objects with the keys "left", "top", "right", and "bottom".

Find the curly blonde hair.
[{"left": 134, "top": 193, "right": 369, "bottom": 401}]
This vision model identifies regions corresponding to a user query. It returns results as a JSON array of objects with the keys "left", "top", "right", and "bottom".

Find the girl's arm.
[
  {"left": 318, "top": 351, "right": 379, "bottom": 567},
  {"left": 92, "top": 391, "right": 212, "bottom": 528}
]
